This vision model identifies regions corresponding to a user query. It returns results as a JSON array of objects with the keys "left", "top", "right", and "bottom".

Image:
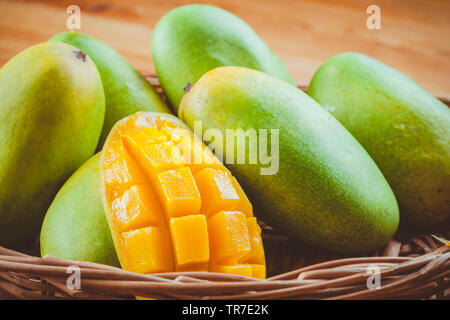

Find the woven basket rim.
[
  {"left": 0, "top": 75, "right": 448, "bottom": 300},
  {"left": 0, "top": 231, "right": 448, "bottom": 300}
]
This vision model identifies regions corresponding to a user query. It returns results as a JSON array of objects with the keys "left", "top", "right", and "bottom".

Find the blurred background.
[{"left": 0, "top": 0, "right": 448, "bottom": 97}]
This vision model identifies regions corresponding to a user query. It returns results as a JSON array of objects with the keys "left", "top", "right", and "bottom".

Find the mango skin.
[
  {"left": 152, "top": 4, "right": 294, "bottom": 111},
  {"left": 40, "top": 154, "right": 119, "bottom": 266},
  {"left": 0, "top": 42, "right": 105, "bottom": 249},
  {"left": 179, "top": 66, "right": 399, "bottom": 253},
  {"left": 308, "top": 53, "right": 450, "bottom": 228},
  {"left": 50, "top": 32, "right": 171, "bottom": 148}
]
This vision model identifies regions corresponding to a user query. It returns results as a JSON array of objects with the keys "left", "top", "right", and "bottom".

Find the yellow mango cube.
[
  {"left": 122, "top": 127, "right": 167, "bottom": 151},
  {"left": 103, "top": 138, "right": 126, "bottom": 168},
  {"left": 132, "top": 141, "right": 185, "bottom": 180},
  {"left": 102, "top": 112, "right": 265, "bottom": 279},
  {"left": 239, "top": 217, "right": 265, "bottom": 265},
  {"left": 120, "top": 227, "right": 174, "bottom": 274},
  {"left": 111, "top": 185, "right": 163, "bottom": 233},
  {"left": 169, "top": 215, "right": 210, "bottom": 271},
  {"left": 104, "top": 154, "right": 147, "bottom": 197},
  {"left": 154, "top": 167, "right": 201, "bottom": 219},
  {"left": 194, "top": 168, "right": 241, "bottom": 217},
  {"left": 208, "top": 211, "right": 251, "bottom": 264}
]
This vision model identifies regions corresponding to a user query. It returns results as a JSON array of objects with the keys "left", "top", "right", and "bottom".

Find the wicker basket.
[{"left": 0, "top": 76, "right": 448, "bottom": 300}]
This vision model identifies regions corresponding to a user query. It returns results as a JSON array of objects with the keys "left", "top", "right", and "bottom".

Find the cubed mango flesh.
[
  {"left": 154, "top": 167, "right": 201, "bottom": 219},
  {"left": 239, "top": 217, "right": 265, "bottom": 264},
  {"left": 103, "top": 138, "right": 126, "bottom": 168},
  {"left": 208, "top": 211, "right": 251, "bottom": 264},
  {"left": 120, "top": 226, "right": 173, "bottom": 274},
  {"left": 129, "top": 141, "right": 185, "bottom": 181},
  {"left": 194, "top": 168, "right": 241, "bottom": 217},
  {"left": 111, "top": 185, "right": 163, "bottom": 233},
  {"left": 101, "top": 112, "right": 265, "bottom": 279},
  {"left": 104, "top": 153, "right": 147, "bottom": 197},
  {"left": 169, "top": 215, "right": 209, "bottom": 271},
  {"left": 123, "top": 127, "right": 167, "bottom": 149}
]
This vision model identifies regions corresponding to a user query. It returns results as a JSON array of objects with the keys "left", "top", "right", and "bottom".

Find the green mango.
[
  {"left": 308, "top": 53, "right": 450, "bottom": 228},
  {"left": 0, "top": 42, "right": 105, "bottom": 249},
  {"left": 50, "top": 32, "right": 171, "bottom": 148},
  {"left": 152, "top": 4, "right": 294, "bottom": 111},
  {"left": 40, "top": 154, "right": 119, "bottom": 266},
  {"left": 179, "top": 66, "right": 399, "bottom": 253}
]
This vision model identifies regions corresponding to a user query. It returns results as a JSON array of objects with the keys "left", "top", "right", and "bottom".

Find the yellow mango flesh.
[
  {"left": 208, "top": 211, "right": 251, "bottom": 263},
  {"left": 102, "top": 112, "right": 265, "bottom": 278},
  {"left": 120, "top": 226, "right": 173, "bottom": 274},
  {"left": 155, "top": 167, "right": 201, "bottom": 219},
  {"left": 169, "top": 215, "right": 209, "bottom": 271},
  {"left": 111, "top": 185, "right": 162, "bottom": 233}
]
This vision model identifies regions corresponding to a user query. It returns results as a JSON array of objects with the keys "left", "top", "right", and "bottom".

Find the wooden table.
[{"left": 0, "top": 0, "right": 449, "bottom": 97}]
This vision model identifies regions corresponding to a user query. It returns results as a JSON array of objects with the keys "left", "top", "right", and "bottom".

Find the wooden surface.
[{"left": 0, "top": 0, "right": 449, "bottom": 97}]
